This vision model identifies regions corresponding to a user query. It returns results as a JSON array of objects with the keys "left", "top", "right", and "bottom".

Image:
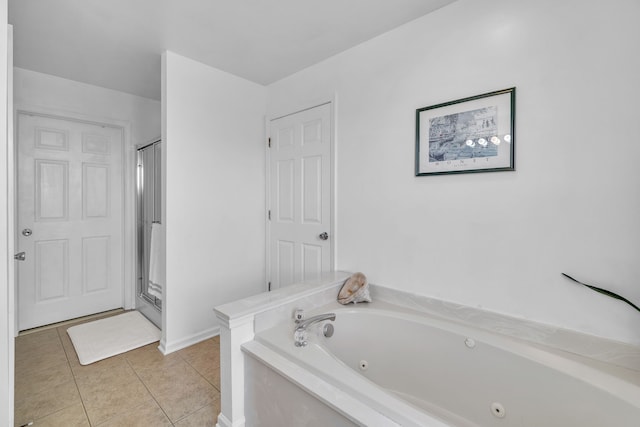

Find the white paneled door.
[
  {"left": 17, "top": 113, "right": 124, "bottom": 330},
  {"left": 269, "top": 103, "right": 332, "bottom": 289}
]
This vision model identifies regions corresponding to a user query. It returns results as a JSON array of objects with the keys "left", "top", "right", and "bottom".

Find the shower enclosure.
[{"left": 136, "top": 140, "right": 162, "bottom": 328}]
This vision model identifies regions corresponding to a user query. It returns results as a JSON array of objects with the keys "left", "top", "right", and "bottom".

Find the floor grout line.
[
  {"left": 57, "top": 326, "right": 92, "bottom": 426},
  {"left": 16, "top": 318, "right": 221, "bottom": 426},
  {"left": 174, "top": 354, "right": 222, "bottom": 422},
  {"left": 125, "top": 354, "right": 175, "bottom": 426},
  {"left": 17, "top": 327, "right": 87, "bottom": 426},
  {"left": 181, "top": 354, "right": 222, "bottom": 392}
]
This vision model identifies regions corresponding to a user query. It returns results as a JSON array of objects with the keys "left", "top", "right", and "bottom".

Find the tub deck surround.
[
  {"left": 214, "top": 275, "right": 640, "bottom": 426},
  {"left": 243, "top": 351, "right": 364, "bottom": 427},
  {"left": 214, "top": 271, "right": 352, "bottom": 328},
  {"left": 243, "top": 341, "right": 404, "bottom": 427},
  {"left": 397, "top": 289, "right": 640, "bottom": 371},
  {"left": 250, "top": 302, "right": 640, "bottom": 426},
  {"left": 370, "top": 285, "right": 640, "bottom": 372},
  {"left": 243, "top": 337, "right": 452, "bottom": 427},
  {"left": 213, "top": 271, "right": 353, "bottom": 427}
]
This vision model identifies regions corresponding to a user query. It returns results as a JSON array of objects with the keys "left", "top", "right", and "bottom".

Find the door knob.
[
  {"left": 319, "top": 232, "right": 329, "bottom": 241},
  {"left": 14, "top": 252, "right": 26, "bottom": 261},
  {"left": 22, "top": 228, "right": 32, "bottom": 237}
]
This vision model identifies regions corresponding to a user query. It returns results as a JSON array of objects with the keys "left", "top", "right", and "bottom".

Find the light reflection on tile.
[
  {"left": 155, "top": 380, "right": 220, "bottom": 423},
  {"left": 97, "top": 400, "right": 172, "bottom": 427},
  {"left": 174, "top": 401, "right": 220, "bottom": 426},
  {"left": 14, "top": 380, "right": 81, "bottom": 426},
  {"left": 82, "top": 378, "right": 153, "bottom": 425},
  {"left": 14, "top": 361, "right": 73, "bottom": 402},
  {"left": 29, "top": 402, "right": 89, "bottom": 427}
]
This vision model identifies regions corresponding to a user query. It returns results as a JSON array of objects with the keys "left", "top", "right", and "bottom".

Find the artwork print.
[
  {"left": 428, "top": 106, "right": 498, "bottom": 162},
  {"left": 415, "top": 88, "right": 515, "bottom": 176}
]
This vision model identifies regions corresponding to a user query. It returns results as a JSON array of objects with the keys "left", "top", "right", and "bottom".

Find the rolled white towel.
[{"left": 147, "top": 222, "right": 163, "bottom": 300}]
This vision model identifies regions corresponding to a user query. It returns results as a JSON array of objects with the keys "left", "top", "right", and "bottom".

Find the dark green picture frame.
[{"left": 415, "top": 87, "right": 515, "bottom": 176}]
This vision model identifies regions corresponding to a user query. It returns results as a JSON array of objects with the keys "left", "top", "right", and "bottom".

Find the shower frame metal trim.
[{"left": 136, "top": 140, "right": 162, "bottom": 311}]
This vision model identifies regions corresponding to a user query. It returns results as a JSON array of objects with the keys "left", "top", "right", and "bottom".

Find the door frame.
[
  {"left": 13, "top": 105, "right": 134, "bottom": 332},
  {"left": 3, "top": 23, "right": 14, "bottom": 427},
  {"left": 265, "top": 97, "right": 337, "bottom": 290}
]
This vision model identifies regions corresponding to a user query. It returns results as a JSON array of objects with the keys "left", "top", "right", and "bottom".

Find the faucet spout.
[
  {"left": 296, "top": 313, "right": 336, "bottom": 331},
  {"left": 294, "top": 313, "right": 336, "bottom": 347}
]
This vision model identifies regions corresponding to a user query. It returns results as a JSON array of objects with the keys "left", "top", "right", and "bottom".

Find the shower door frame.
[{"left": 135, "top": 139, "right": 162, "bottom": 328}]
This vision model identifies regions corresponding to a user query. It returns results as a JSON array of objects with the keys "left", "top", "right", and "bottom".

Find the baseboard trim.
[
  {"left": 216, "top": 413, "right": 244, "bottom": 427},
  {"left": 159, "top": 325, "right": 220, "bottom": 355}
]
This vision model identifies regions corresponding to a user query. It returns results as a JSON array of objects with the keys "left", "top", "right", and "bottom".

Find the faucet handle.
[
  {"left": 293, "top": 309, "right": 305, "bottom": 322},
  {"left": 294, "top": 328, "right": 308, "bottom": 347}
]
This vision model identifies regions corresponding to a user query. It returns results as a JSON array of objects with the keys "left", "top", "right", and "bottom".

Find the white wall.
[
  {"left": 267, "top": 0, "right": 640, "bottom": 345},
  {"left": 14, "top": 68, "right": 160, "bottom": 146},
  {"left": 162, "top": 51, "right": 267, "bottom": 352}
]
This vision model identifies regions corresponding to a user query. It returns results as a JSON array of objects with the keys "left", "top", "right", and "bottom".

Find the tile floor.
[{"left": 14, "top": 312, "right": 221, "bottom": 426}]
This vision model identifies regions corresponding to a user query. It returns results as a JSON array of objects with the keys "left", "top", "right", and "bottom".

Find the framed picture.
[{"left": 415, "top": 87, "right": 515, "bottom": 176}]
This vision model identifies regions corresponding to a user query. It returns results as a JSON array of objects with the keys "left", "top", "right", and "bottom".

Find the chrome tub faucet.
[{"left": 293, "top": 311, "right": 336, "bottom": 347}]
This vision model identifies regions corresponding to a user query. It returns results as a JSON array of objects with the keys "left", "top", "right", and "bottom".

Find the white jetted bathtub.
[{"left": 244, "top": 301, "right": 640, "bottom": 426}]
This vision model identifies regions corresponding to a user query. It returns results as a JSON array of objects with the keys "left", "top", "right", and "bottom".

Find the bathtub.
[{"left": 244, "top": 300, "right": 640, "bottom": 427}]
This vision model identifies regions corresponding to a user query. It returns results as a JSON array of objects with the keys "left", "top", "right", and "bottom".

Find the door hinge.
[
  {"left": 268, "top": 137, "right": 271, "bottom": 148},
  {"left": 268, "top": 281, "right": 271, "bottom": 291}
]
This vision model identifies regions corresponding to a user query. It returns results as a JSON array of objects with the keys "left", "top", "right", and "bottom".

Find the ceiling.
[{"left": 9, "top": 0, "right": 456, "bottom": 100}]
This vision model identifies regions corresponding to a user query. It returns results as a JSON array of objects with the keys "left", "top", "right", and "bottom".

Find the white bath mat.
[{"left": 67, "top": 311, "right": 161, "bottom": 365}]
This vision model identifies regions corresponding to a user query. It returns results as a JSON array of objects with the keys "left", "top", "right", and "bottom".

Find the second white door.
[
  {"left": 269, "top": 103, "right": 332, "bottom": 289},
  {"left": 17, "top": 112, "right": 124, "bottom": 330}
]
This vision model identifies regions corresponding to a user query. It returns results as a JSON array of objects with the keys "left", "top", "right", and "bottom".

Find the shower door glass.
[{"left": 137, "top": 141, "right": 162, "bottom": 312}]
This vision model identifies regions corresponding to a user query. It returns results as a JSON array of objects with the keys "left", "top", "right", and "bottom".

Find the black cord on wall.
[{"left": 562, "top": 273, "right": 640, "bottom": 313}]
